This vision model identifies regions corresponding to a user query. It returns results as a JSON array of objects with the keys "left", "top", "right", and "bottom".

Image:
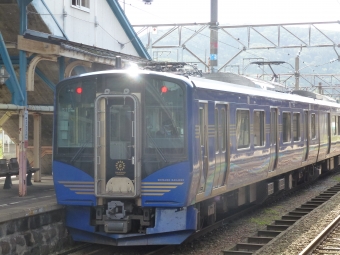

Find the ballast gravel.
[{"left": 171, "top": 172, "right": 340, "bottom": 255}]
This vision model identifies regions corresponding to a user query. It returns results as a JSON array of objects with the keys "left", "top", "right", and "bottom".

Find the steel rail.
[{"left": 298, "top": 214, "right": 340, "bottom": 255}]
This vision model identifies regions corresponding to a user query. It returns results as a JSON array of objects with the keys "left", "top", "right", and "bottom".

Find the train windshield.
[
  {"left": 54, "top": 73, "right": 187, "bottom": 179},
  {"left": 143, "top": 79, "right": 186, "bottom": 176},
  {"left": 55, "top": 79, "right": 96, "bottom": 175}
]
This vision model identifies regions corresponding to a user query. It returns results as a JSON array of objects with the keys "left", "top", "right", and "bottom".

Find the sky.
[{"left": 119, "top": 0, "right": 340, "bottom": 26}]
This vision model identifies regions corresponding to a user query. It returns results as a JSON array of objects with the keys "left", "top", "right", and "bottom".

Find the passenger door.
[
  {"left": 198, "top": 102, "right": 209, "bottom": 193},
  {"left": 268, "top": 108, "right": 278, "bottom": 172},
  {"left": 213, "top": 103, "right": 229, "bottom": 188},
  {"left": 327, "top": 112, "right": 331, "bottom": 155},
  {"left": 95, "top": 94, "right": 140, "bottom": 198},
  {"left": 303, "top": 110, "right": 309, "bottom": 162}
]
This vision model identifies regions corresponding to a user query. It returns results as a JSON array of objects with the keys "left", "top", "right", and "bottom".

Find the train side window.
[
  {"left": 311, "top": 113, "right": 316, "bottom": 139},
  {"left": 282, "top": 112, "right": 291, "bottom": 143},
  {"left": 338, "top": 116, "right": 340, "bottom": 135},
  {"left": 253, "top": 110, "right": 265, "bottom": 147},
  {"left": 332, "top": 115, "right": 337, "bottom": 135},
  {"left": 293, "top": 113, "right": 300, "bottom": 142},
  {"left": 236, "top": 109, "right": 250, "bottom": 149}
]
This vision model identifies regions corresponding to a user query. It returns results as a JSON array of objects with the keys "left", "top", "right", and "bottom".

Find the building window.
[
  {"left": 236, "top": 109, "right": 250, "bottom": 149},
  {"left": 282, "top": 112, "right": 291, "bottom": 143},
  {"left": 293, "top": 113, "right": 300, "bottom": 141},
  {"left": 72, "top": 0, "right": 90, "bottom": 11},
  {"left": 254, "top": 110, "right": 265, "bottom": 147}
]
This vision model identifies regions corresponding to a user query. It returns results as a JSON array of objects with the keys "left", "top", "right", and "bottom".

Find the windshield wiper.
[
  {"left": 146, "top": 132, "right": 167, "bottom": 163},
  {"left": 69, "top": 141, "right": 91, "bottom": 164}
]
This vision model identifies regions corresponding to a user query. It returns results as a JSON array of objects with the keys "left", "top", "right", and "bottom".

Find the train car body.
[{"left": 53, "top": 70, "right": 340, "bottom": 246}]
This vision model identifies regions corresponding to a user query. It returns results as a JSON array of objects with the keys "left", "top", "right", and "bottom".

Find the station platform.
[{"left": 0, "top": 175, "right": 62, "bottom": 223}]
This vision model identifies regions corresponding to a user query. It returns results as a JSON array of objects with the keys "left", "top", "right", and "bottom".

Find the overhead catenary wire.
[{"left": 27, "top": 3, "right": 269, "bottom": 62}]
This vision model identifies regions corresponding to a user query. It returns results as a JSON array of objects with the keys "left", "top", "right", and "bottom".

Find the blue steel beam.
[
  {"left": 35, "top": 67, "right": 56, "bottom": 92},
  {"left": 19, "top": 0, "right": 33, "bottom": 35},
  {"left": 19, "top": 50, "right": 27, "bottom": 106},
  {"left": 0, "top": 33, "right": 25, "bottom": 105},
  {"left": 0, "top": 55, "right": 36, "bottom": 66},
  {"left": 0, "top": 56, "right": 20, "bottom": 65},
  {"left": 19, "top": 0, "right": 32, "bottom": 106},
  {"left": 106, "top": 0, "right": 151, "bottom": 60}
]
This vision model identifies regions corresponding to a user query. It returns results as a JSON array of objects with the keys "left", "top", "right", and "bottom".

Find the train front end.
[{"left": 53, "top": 71, "right": 196, "bottom": 245}]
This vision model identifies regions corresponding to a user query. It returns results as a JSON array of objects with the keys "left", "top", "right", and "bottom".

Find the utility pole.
[
  {"left": 318, "top": 82, "right": 323, "bottom": 94},
  {"left": 295, "top": 55, "right": 299, "bottom": 90},
  {"left": 210, "top": 0, "right": 218, "bottom": 73}
]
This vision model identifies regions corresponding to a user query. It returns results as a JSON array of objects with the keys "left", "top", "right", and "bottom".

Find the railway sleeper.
[
  {"left": 257, "top": 230, "right": 281, "bottom": 237},
  {"left": 310, "top": 198, "right": 328, "bottom": 202},
  {"left": 303, "top": 201, "right": 324, "bottom": 207},
  {"left": 281, "top": 215, "right": 302, "bottom": 220},
  {"left": 274, "top": 219, "right": 297, "bottom": 225},
  {"left": 266, "top": 225, "right": 289, "bottom": 231},
  {"left": 318, "top": 194, "right": 336, "bottom": 198},
  {"left": 223, "top": 250, "right": 253, "bottom": 255},
  {"left": 235, "top": 243, "right": 263, "bottom": 251},
  {"left": 305, "top": 201, "right": 325, "bottom": 206},
  {"left": 328, "top": 188, "right": 340, "bottom": 192},
  {"left": 300, "top": 204, "right": 319, "bottom": 209},
  {"left": 246, "top": 236, "right": 272, "bottom": 244},
  {"left": 295, "top": 207, "right": 313, "bottom": 213},
  {"left": 288, "top": 211, "right": 309, "bottom": 216},
  {"left": 323, "top": 190, "right": 339, "bottom": 194}
]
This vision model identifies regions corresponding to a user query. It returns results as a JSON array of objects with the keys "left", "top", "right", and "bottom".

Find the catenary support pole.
[
  {"left": 18, "top": 0, "right": 32, "bottom": 196},
  {"left": 295, "top": 55, "right": 300, "bottom": 90},
  {"left": 18, "top": 109, "right": 28, "bottom": 196},
  {"left": 210, "top": 0, "right": 218, "bottom": 73},
  {"left": 33, "top": 113, "right": 41, "bottom": 182}
]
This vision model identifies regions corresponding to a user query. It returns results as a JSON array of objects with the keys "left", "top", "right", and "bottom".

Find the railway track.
[
  {"left": 222, "top": 182, "right": 340, "bottom": 255},
  {"left": 299, "top": 214, "right": 340, "bottom": 255},
  {"left": 56, "top": 173, "right": 340, "bottom": 255}
]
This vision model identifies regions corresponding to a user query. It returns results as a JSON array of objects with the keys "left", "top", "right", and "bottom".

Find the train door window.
[
  {"left": 282, "top": 112, "right": 291, "bottom": 143},
  {"left": 221, "top": 107, "right": 226, "bottom": 151},
  {"left": 109, "top": 103, "right": 132, "bottom": 160},
  {"left": 293, "top": 113, "right": 300, "bottom": 142},
  {"left": 215, "top": 108, "right": 219, "bottom": 152},
  {"left": 200, "top": 108, "right": 204, "bottom": 146},
  {"left": 253, "top": 110, "right": 265, "bottom": 147},
  {"left": 332, "top": 115, "right": 337, "bottom": 135},
  {"left": 236, "top": 109, "right": 250, "bottom": 149},
  {"left": 311, "top": 113, "right": 316, "bottom": 139}
]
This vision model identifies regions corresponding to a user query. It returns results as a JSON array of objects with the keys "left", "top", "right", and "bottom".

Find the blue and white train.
[{"left": 53, "top": 69, "right": 340, "bottom": 246}]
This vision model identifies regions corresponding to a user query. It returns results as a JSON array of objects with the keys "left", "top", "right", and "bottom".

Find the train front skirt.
[{"left": 65, "top": 205, "right": 197, "bottom": 245}]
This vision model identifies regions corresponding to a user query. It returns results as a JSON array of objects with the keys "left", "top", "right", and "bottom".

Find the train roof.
[
  {"left": 71, "top": 69, "right": 340, "bottom": 108},
  {"left": 189, "top": 76, "right": 340, "bottom": 108}
]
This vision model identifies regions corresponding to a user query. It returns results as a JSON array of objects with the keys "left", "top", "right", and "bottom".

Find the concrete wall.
[{"left": 0, "top": 209, "right": 72, "bottom": 255}]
